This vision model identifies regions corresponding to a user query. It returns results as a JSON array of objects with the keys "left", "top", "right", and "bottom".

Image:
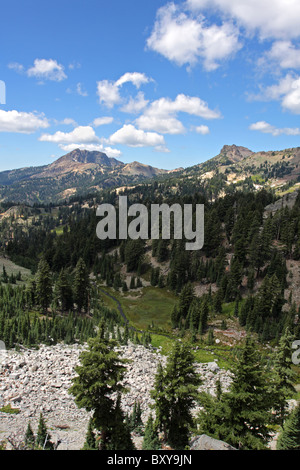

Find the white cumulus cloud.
[
  {"left": 109, "top": 124, "right": 168, "bottom": 151},
  {"left": 76, "top": 83, "right": 88, "bottom": 97},
  {"left": 8, "top": 62, "right": 24, "bottom": 73},
  {"left": 97, "top": 72, "right": 153, "bottom": 108},
  {"left": 146, "top": 2, "right": 241, "bottom": 70},
  {"left": 249, "top": 121, "right": 300, "bottom": 136},
  {"left": 60, "top": 118, "right": 78, "bottom": 127},
  {"left": 137, "top": 114, "right": 185, "bottom": 135},
  {"left": 39, "top": 125, "right": 100, "bottom": 144},
  {"left": 260, "top": 41, "right": 300, "bottom": 70},
  {"left": 92, "top": 116, "right": 114, "bottom": 127},
  {"left": 115, "top": 72, "right": 153, "bottom": 88},
  {"left": 136, "top": 93, "right": 220, "bottom": 134},
  {"left": 0, "top": 110, "right": 50, "bottom": 133},
  {"left": 97, "top": 80, "right": 122, "bottom": 108},
  {"left": 195, "top": 124, "right": 210, "bottom": 134},
  {"left": 40, "top": 125, "right": 122, "bottom": 158},
  {"left": 187, "top": 0, "right": 300, "bottom": 40},
  {"left": 121, "top": 92, "right": 149, "bottom": 114},
  {"left": 251, "top": 73, "right": 300, "bottom": 114},
  {"left": 27, "top": 59, "right": 67, "bottom": 81}
]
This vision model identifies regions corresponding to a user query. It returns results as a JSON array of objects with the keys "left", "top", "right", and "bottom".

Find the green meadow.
[{"left": 99, "top": 285, "right": 177, "bottom": 332}]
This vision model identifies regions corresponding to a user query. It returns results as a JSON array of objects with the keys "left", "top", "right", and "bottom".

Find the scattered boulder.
[
  {"left": 189, "top": 434, "right": 237, "bottom": 450},
  {"left": 206, "top": 362, "right": 220, "bottom": 372}
]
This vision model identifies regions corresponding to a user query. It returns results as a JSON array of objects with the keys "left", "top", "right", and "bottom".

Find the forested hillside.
[{"left": 1, "top": 147, "right": 300, "bottom": 451}]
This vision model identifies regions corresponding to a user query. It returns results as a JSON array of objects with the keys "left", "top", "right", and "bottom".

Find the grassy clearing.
[
  {"left": 194, "top": 344, "right": 235, "bottom": 369},
  {"left": 220, "top": 299, "right": 245, "bottom": 317},
  {"left": 150, "top": 334, "right": 174, "bottom": 355},
  {"left": 99, "top": 284, "right": 238, "bottom": 369},
  {"left": 99, "top": 290, "right": 119, "bottom": 312},
  {"left": 99, "top": 285, "right": 235, "bottom": 367},
  {"left": 276, "top": 182, "right": 300, "bottom": 197},
  {"left": 150, "top": 333, "right": 233, "bottom": 368},
  {"left": 251, "top": 174, "right": 265, "bottom": 184},
  {"left": 99, "top": 285, "right": 177, "bottom": 331},
  {"left": 195, "top": 349, "right": 231, "bottom": 368}
]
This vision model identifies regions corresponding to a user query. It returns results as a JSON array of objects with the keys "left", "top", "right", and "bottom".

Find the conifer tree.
[
  {"left": 142, "top": 414, "right": 160, "bottom": 450},
  {"left": 171, "top": 305, "right": 180, "bottom": 329},
  {"left": 73, "top": 257, "right": 90, "bottom": 312},
  {"left": 130, "top": 276, "right": 136, "bottom": 289},
  {"left": 24, "top": 422, "right": 35, "bottom": 449},
  {"left": 123, "top": 323, "right": 129, "bottom": 345},
  {"left": 125, "top": 239, "right": 145, "bottom": 272},
  {"left": 272, "top": 327, "right": 297, "bottom": 426},
  {"left": 82, "top": 418, "right": 97, "bottom": 450},
  {"left": 158, "top": 275, "right": 164, "bottom": 288},
  {"left": 2, "top": 265, "right": 8, "bottom": 283},
  {"left": 130, "top": 400, "right": 143, "bottom": 434},
  {"left": 167, "top": 269, "right": 177, "bottom": 291},
  {"left": 36, "top": 413, "right": 54, "bottom": 450},
  {"left": 234, "top": 298, "right": 240, "bottom": 317},
  {"left": 178, "top": 282, "right": 195, "bottom": 319},
  {"left": 150, "top": 267, "right": 159, "bottom": 286},
  {"left": 247, "top": 267, "right": 255, "bottom": 292},
  {"left": 157, "top": 239, "right": 169, "bottom": 262},
  {"left": 188, "top": 300, "right": 201, "bottom": 332},
  {"left": 207, "top": 328, "right": 214, "bottom": 345},
  {"left": 151, "top": 342, "right": 201, "bottom": 449},
  {"left": 213, "top": 289, "right": 223, "bottom": 314},
  {"left": 225, "top": 256, "right": 243, "bottom": 301},
  {"left": 150, "top": 362, "right": 169, "bottom": 442},
  {"left": 26, "top": 278, "right": 37, "bottom": 308},
  {"left": 276, "top": 403, "right": 300, "bottom": 450},
  {"left": 55, "top": 268, "right": 73, "bottom": 311},
  {"left": 113, "top": 272, "right": 122, "bottom": 291},
  {"left": 68, "top": 321, "right": 128, "bottom": 450},
  {"left": 200, "top": 298, "right": 209, "bottom": 333},
  {"left": 215, "top": 337, "right": 273, "bottom": 449},
  {"left": 35, "top": 258, "right": 52, "bottom": 313},
  {"left": 107, "top": 394, "right": 135, "bottom": 450}
]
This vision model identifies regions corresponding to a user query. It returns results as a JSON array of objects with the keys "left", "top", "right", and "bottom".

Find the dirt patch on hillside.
[
  {"left": 0, "top": 256, "right": 31, "bottom": 283},
  {"left": 144, "top": 252, "right": 170, "bottom": 276},
  {"left": 193, "top": 282, "right": 218, "bottom": 297}
]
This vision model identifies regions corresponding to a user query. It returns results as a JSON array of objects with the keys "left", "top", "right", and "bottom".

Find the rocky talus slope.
[{"left": 0, "top": 342, "right": 233, "bottom": 450}]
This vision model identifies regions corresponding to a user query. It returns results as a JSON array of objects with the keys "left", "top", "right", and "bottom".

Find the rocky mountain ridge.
[
  {"left": 1, "top": 143, "right": 300, "bottom": 204},
  {"left": 0, "top": 149, "right": 169, "bottom": 204}
]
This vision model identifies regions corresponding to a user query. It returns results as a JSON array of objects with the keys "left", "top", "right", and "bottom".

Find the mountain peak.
[
  {"left": 54, "top": 148, "right": 122, "bottom": 167},
  {"left": 219, "top": 144, "right": 253, "bottom": 162},
  {"left": 121, "top": 161, "right": 167, "bottom": 177}
]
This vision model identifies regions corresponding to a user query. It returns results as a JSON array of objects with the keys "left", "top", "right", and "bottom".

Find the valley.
[{"left": 0, "top": 144, "right": 300, "bottom": 451}]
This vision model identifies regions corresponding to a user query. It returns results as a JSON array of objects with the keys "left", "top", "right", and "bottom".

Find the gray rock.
[
  {"left": 190, "top": 434, "right": 237, "bottom": 450},
  {"left": 10, "top": 373, "right": 21, "bottom": 380},
  {"left": 206, "top": 362, "right": 220, "bottom": 372}
]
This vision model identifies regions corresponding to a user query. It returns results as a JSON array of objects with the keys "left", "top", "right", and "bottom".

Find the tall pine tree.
[
  {"left": 276, "top": 403, "right": 300, "bottom": 450},
  {"left": 151, "top": 341, "right": 201, "bottom": 449},
  {"left": 68, "top": 320, "right": 129, "bottom": 449},
  {"left": 73, "top": 257, "right": 90, "bottom": 313},
  {"left": 35, "top": 258, "right": 52, "bottom": 313}
]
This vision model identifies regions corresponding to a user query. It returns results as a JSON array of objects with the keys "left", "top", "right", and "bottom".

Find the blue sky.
[{"left": 1, "top": 0, "right": 300, "bottom": 171}]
